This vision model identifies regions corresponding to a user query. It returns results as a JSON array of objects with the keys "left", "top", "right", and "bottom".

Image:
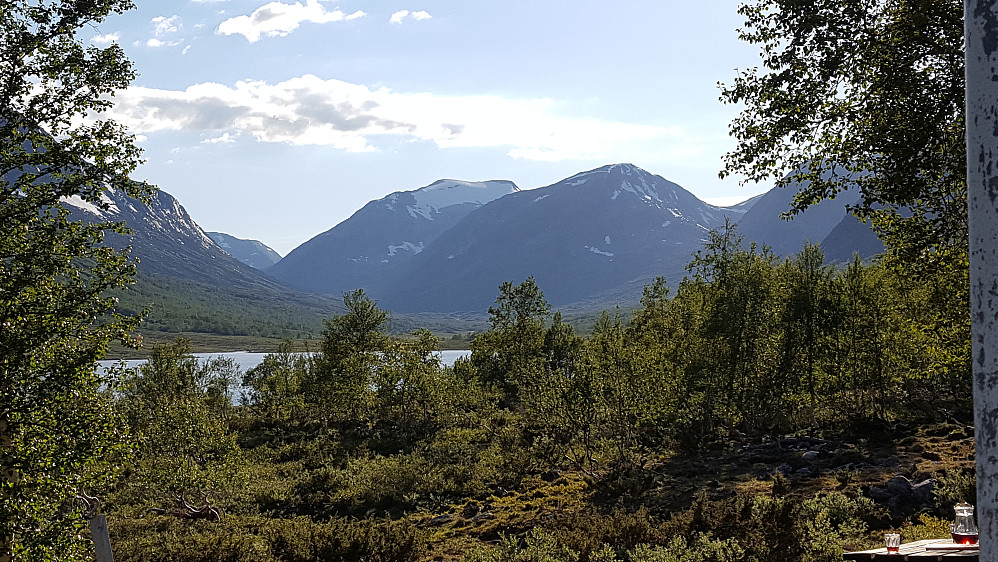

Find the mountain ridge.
[{"left": 266, "top": 163, "right": 882, "bottom": 314}]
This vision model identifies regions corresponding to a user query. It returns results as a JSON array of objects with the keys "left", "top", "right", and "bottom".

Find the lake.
[{"left": 98, "top": 349, "right": 471, "bottom": 373}]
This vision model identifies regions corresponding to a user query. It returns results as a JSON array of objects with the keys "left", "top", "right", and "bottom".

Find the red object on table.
[{"left": 843, "top": 538, "right": 979, "bottom": 560}]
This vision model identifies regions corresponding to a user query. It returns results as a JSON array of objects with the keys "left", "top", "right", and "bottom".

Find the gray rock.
[
  {"left": 774, "top": 463, "right": 794, "bottom": 476},
  {"left": 802, "top": 451, "right": 820, "bottom": 461},
  {"left": 886, "top": 475, "right": 913, "bottom": 496},
  {"left": 912, "top": 479, "right": 936, "bottom": 503},
  {"left": 429, "top": 515, "right": 453, "bottom": 526}
]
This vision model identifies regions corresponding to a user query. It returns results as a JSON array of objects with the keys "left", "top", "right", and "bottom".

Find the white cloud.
[
  {"left": 92, "top": 32, "right": 119, "bottom": 45},
  {"left": 217, "top": 1, "right": 365, "bottom": 42},
  {"left": 390, "top": 10, "right": 431, "bottom": 24},
  {"left": 145, "top": 38, "right": 184, "bottom": 48},
  {"left": 108, "top": 75, "right": 694, "bottom": 164},
  {"left": 141, "top": 14, "right": 184, "bottom": 48},
  {"left": 152, "top": 15, "right": 183, "bottom": 36},
  {"left": 202, "top": 132, "right": 237, "bottom": 144}
]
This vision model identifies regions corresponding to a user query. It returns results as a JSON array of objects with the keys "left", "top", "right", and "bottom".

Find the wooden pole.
[
  {"left": 89, "top": 515, "right": 113, "bottom": 562},
  {"left": 966, "top": 1, "right": 998, "bottom": 559}
]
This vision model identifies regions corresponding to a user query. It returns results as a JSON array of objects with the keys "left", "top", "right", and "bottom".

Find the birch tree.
[{"left": 1, "top": 1, "right": 151, "bottom": 558}]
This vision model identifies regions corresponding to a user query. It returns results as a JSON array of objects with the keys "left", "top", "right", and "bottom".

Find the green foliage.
[
  {"left": 618, "top": 223, "right": 971, "bottom": 450},
  {"left": 1, "top": 0, "right": 153, "bottom": 558},
  {"left": 104, "top": 230, "right": 970, "bottom": 560},
  {"left": 720, "top": 0, "right": 966, "bottom": 264},
  {"left": 307, "top": 289, "right": 389, "bottom": 419},
  {"left": 462, "top": 528, "right": 616, "bottom": 562},
  {"left": 117, "top": 272, "right": 333, "bottom": 338},
  {"left": 718, "top": 1, "right": 971, "bottom": 420},
  {"left": 241, "top": 340, "right": 311, "bottom": 421},
  {"left": 118, "top": 339, "right": 241, "bottom": 498},
  {"left": 933, "top": 469, "right": 977, "bottom": 511},
  {"left": 666, "top": 491, "right": 884, "bottom": 562},
  {"left": 472, "top": 277, "right": 551, "bottom": 405},
  {"left": 901, "top": 514, "right": 951, "bottom": 543},
  {"left": 629, "top": 535, "right": 744, "bottom": 562},
  {"left": 111, "top": 516, "right": 428, "bottom": 562},
  {"left": 462, "top": 528, "right": 744, "bottom": 562}
]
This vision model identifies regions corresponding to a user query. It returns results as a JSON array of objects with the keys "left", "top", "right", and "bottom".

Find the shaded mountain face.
[
  {"left": 206, "top": 232, "right": 282, "bottom": 269},
  {"left": 733, "top": 181, "right": 865, "bottom": 257},
  {"left": 819, "top": 213, "right": 885, "bottom": 263},
  {"left": 62, "top": 188, "right": 344, "bottom": 337},
  {"left": 374, "top": 164, "right": 732, "bottom": 312},
  {"left": 266, "top": 179, "right": 519, "bottom": 296}
]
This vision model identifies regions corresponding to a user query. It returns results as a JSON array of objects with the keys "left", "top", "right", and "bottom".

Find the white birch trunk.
[{"left": 966, "top": 1, "right": 998, "bottom": 558}]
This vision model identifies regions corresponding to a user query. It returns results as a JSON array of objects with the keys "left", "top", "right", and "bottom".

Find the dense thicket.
[{"left": 103, "top": 224, "right": 971, "bottom": 561}]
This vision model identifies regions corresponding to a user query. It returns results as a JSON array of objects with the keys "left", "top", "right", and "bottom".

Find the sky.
[{"left": 94, "top": 1, "right": 770, "bottom": 255}]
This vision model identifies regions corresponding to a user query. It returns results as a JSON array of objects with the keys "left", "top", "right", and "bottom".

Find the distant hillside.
[
  {"left": 207, "top": 232, "right": 282, "bottom": 269},
  {"left": 60, "top": 164, "right": 887, "bottom": 326}
]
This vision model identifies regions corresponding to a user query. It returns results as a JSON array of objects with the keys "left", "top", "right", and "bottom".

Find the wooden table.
[{"left": 843, "top": 539, "right": 978, "bottom": 560}]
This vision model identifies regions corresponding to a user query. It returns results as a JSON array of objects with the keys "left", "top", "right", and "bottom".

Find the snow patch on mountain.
[
  {"left": 617, "top": 178, "right": 661, "bottom": 203},
  {"left": 388, "top": 241, "right": 424, "bottom": 256},
  {"left": 63, "top": 195, "right": 105, "bottom": 217},
  {"left": 62, "top": 192, "right": 120, "bottom": 217},
  {"left": 586, "top": 246, "right": 614, "bottom": 258},
  {"left": 406, "top": 179, "right": 517, "bottom": 220}
]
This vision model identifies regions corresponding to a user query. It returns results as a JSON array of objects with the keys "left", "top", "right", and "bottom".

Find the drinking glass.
[{"left": 884, "top": 533, "right": 901, "bottom": 554}]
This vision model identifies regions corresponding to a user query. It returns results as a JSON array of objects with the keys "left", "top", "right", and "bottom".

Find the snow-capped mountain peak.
[
  {"left": 409, "top": 179, "right": 518, "bottom": 220},
  {"left": 383, "top": 179, "right": 519, "bottom": 220},
  {"left": 561, "top": 163, "right": 680, "bottom": 205}
]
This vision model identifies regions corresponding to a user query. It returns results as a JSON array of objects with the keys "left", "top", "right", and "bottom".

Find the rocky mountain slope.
[
  {"left": 64, "top": 163, "right": 884, "bottom": 319},
  {"left": 62, "top": 188, "right": 342, "bottom": 336}
]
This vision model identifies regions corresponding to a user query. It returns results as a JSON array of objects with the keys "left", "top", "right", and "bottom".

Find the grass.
[{"left": 106, "top": 331, "right": 317, "bottom": 359}]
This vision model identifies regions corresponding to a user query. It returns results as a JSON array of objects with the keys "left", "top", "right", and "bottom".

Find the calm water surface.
[{"left": 98, "top": 349, "right": 471, "bottom": 373}]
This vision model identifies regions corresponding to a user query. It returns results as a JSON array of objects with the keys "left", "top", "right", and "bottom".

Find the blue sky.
[{"left": 96, "top": 1, "right": 768, "bottom": 255}]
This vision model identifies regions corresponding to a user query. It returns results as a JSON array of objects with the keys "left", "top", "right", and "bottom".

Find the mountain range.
[
  {"left": 266, "top": 164, "right": 882, "bottom": 313},
  {"left": 63, "top": 163, "right": 883, "bottom": 322}
]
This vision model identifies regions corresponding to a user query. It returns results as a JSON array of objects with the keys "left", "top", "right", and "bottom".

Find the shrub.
[{"left": 628, "top": 534, "right": 745, "bottom": 562}]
